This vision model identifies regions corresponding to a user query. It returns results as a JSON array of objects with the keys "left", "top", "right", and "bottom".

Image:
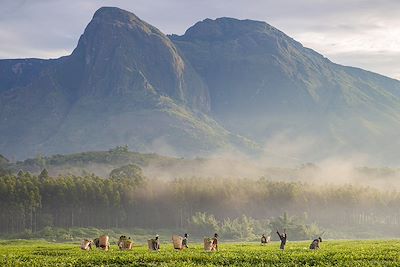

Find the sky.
[{"left": 0, "top": 0, "right": 399, "bottom": 80}]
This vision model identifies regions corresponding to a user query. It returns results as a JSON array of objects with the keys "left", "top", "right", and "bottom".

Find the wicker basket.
[
  {"left": 148, "top": 239, "right": 159, "bottom": 251},
  {"left": 123, "top": 240, "right": 133, "bottom": 250},
  {"left": 118, "top": 239, "right": 133, "bottom": 250},
  {"left": 172, "top": 235, "right": 183, "bottom": 250},
  {"left": 80, "top": 239, "right": 92, "bottom": 251},
  {"left": 204, "top": 238, "right": 213, "bottom": 251},
  {"left": 99, "top": 235, "right": 109, "bottom": 251}
]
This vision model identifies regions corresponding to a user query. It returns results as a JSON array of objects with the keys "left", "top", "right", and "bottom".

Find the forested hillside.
[{"left": 2, "top": 167, "right": 400, "bottom": 239}]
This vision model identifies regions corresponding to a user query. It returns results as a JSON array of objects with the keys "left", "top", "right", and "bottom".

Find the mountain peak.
[
  {"left": 93, "top": 6, "right": 139, "bottom": 21},
  {"left": 2, "top": 7, "right": 400, "bottom": 162},
  {"left": 179, "top": 17, "right": 286, "bottom": 41},
  {"left": 90, "top": 6, "right": 153, "bottom": 32},
  {"left": 68, "top": 6, "right": 210, "bottom": 111},
  {"left": 72, "top": 6, "right": 161, "bottom": 62}
]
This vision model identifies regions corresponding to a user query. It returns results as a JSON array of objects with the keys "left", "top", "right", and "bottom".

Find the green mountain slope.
[
  {"left": 171, "top": 18, "right": 400, "bottom": 162},
  {"left": 0, "top": 8, "right": 254, "bottom": 159},
  {"left": 1, "top": 8, "right": 400, "bottom": 163}
]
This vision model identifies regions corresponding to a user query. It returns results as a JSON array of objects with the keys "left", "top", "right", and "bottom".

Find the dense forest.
[{"left": 2, "top": 159, "right": 400, "bottom": 239}]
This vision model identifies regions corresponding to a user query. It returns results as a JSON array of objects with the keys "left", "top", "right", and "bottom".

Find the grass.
[{"left": 1, "top": 240, "right": 400, "bottom": 266}]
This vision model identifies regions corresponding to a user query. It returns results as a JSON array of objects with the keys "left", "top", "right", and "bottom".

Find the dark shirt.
[
  {"left": 277, "top": 232, "right": 287, "bottom": 242},
  {"left": 94, "top": 238, "right": 100, "bottom": 248},
  {"left": 310, "top": 239, "right": 320, "bottom": 249},
  {"left": 182, "top": 237, "right": 188, "bottom": 248},
  {"left": 212, "top": 238, "right": 218, "bottom": 250},
  {"left": 277, "top": 231, "right": 287, "bottom": 249}
]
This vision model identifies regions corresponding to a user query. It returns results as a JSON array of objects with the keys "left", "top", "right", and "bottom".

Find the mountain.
[
  {"left": 171, "top": 18, "right": 400, "bottom": 162},
  {"left": 1, "top": 7, "right": 400, "bottom": 163},
  {"left": 0, "top": 7, "right": 254, "bottom": 159}
]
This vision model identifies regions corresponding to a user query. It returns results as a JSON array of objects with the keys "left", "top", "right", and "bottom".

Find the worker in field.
[
  {"left": 261, "top": 234, "right": 270, "bottom": 245},
  {"left": 153, "top": 234, "right": 160, "bottom": 250},
  {"left": 310, "top": 237, "right": 322, "bottom": 250},
  {"left": 93, "top": 238, "right": 100, "bottom": 248},
  {"left": 118, "top": 235, "right": 127, "bottom": 249},
  {"left": 148, "top": 235, "right": 161, "bottom": 251},
  {"left": 92, "top": 235, "right": 110, "bottom": 251},
  {"left": 80, "top": 239, "right": 93, "bottom": 250},
  {"left": 118, "top": 235, "right": 133, "bottom": 250},
  {"left": 182, "top": 233, "right": 189, "bottom": 248},
  {"left": 212, "top": 233, "right": 219, "bottom": 251},
  {"left": 276, "top": 229, "right": 287, "bottom": 250}
]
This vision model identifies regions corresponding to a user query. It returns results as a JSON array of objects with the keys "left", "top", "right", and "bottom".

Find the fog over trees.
[{"left": 1, "top": 161, "right": 400, "bottom": 239}]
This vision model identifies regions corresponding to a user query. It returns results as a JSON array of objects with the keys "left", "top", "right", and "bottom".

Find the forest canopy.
[{"left": 1, "top": 165, "right": 400, "bottom": 239}]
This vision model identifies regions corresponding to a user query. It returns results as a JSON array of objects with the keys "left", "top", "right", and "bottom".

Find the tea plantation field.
[{"left": 1, "top": 239, "right": 400, "bottom": 266}]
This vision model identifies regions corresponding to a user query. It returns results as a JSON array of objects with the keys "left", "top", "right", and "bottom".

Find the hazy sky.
[{"left": 1, "top": 0, "right": 399, "bottom": 79}]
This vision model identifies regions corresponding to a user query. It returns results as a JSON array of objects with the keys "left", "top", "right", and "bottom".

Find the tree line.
[{"left": 1, "top": 165, "right": 400, "bottom": 238}]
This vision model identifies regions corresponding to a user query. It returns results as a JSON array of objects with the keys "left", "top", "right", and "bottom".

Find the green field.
[{"left": 1, "top": 240, "right": 400, "bottom": 266}]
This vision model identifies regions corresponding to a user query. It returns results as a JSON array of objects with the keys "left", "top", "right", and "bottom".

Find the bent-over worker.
[{"left": 310, "top": 237, "right": 322, "bottom": 250}]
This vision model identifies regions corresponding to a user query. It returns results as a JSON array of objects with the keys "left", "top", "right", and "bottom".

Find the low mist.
[{"left": 3, "top": 137, "right": 400, "bottom": 240}]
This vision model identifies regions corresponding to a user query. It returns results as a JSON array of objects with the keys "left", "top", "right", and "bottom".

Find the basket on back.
[
  {"left": 119, "top": 240, "right": 133, "bottom": 250},
  {"left": 204, "top": 238, "right": 214, "bottom": 252},
  {"left": 99, "top": 235, "right": 110, "bottom": 251},
  {"left": 118, "top": 236, "right": 133, "bottom": 250},
  {"left": 148, "top": 239, "right": 159, "bottom": 251},
  {"left": 172, "top": 235, "right": 183, "bottom": 250},
  {"left": 261, "top": 235, "right": 271, "bottom": 245},
  {"left": 80, "top": 239, "right": 92, "bottom": 251}
]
